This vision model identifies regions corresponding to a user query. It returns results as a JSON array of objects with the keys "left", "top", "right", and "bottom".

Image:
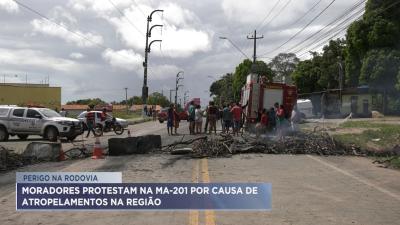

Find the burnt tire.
[
  {"left": 0, "top": 126, "right": 9, "bottom": 142},
  {"left": 45, "top": 126, "right": 59, "bottom": 142},
  {"left": 159, "top": 120, "right": 164, "bottom": 123},
  {"left": 17, "top": 134, "right": 29, "bottom": 140}
]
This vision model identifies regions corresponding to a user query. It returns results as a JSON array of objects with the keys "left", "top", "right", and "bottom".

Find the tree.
[
  {"left": 345, "top": 0, "right": 400, "bottom": 88},
  {"left": 269, "top": 53, "right": 299, "bottom": 84},
  {"left": 66, "top": 98, "right": 106, "bottom": 107},
  {"left": 209, "top": 73, "right": 235, "bottom": 105},
  {"left": 232, "top": 59, "right": 274, "bottom": 102},
  {"left": 147, "top": 92, "right": 171, "bottom": 107}
]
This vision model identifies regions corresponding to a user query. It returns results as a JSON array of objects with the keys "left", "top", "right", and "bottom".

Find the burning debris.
[{"left": 164, "top": 131, "right": 399, "bottom": 158}]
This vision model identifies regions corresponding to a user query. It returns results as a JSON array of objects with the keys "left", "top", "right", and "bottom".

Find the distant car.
[
  {"left": 157, "top": 108, "right": 168, "bottom": 123},
  {"left": 157, "top": 108, "right": 188, "bottom": 123},
  {"left": 77, "top": 111, "right": 128, "bottom": 129}
]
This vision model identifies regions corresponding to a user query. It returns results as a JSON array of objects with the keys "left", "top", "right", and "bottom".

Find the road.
[{"left": 1, "top": 120, "right": 400, "bottom": 225}]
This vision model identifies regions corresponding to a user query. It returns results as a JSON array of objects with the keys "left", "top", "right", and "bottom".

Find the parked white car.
[
  {"left": 77, "top": 111, "right": 128, "bottom": 129},
  {"left": 0, "top": 106, "right": 83, "bottom": 142}
]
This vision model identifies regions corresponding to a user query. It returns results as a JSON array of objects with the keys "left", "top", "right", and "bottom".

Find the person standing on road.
[
  {"left": 222, "top": 104, "right": 233, "bottom": 133},
  {"left": 188, "top": 101, "right": 196, "bottom": 135},
  {"left": 207, "top": 101, "right": 218, "bottom": 134},
  {"left": 85, "top": 107, "right": 96, "bottom": 138},
  {"left": 276, "top": 104, "right": 286, "bottom": 139},
  {"left": 173, "top": 105, "right": 180, "bottom": 135},
  {"left": 231, "top": 102, "right": 242, "bottom": 136},
  {"left": 152, "top": 106, "right": 157, "bottom": 121},
  {"left": 195, "top": 105, "right": 203, "bottom": 134},
  {"left": 59, "top": 108, "right": 67, "bottom": 117},
  {"left": 203, "top": 105, "right": 209, "bottom": 133},
  {"left": 167, "top": 104, "right": 174, "bottom": 135}
]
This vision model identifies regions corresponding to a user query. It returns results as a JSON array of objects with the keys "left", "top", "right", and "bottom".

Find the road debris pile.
[
  {"left": 0, "top": 146, "right": 36, "bottom": 171},
  {"left": 163, "top": 131, "right": 400, "bottom": 158}
]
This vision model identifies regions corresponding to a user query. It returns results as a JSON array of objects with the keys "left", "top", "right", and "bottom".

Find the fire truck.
[{"left": 241, "top": 73, "right": 297, "bottom": 123}]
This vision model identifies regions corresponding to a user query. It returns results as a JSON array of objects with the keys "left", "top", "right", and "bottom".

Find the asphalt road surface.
[{"left": 1, "top": 120, "right": 400, "bottom": 225}]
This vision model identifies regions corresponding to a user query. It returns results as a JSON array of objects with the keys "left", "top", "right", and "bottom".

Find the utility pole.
[
  {"left": 247, "top": 30, "right": 264, "bottom": 63},
  {"left": 169, "top": 89, "right": 175, "bottom": 103},
  {"left": 175, "top": 71, "right": 184, "bottom": 105},
  {"left": 142, "top": 9, "right": 163, "bottom": 117},
  {"left": 184, "top": 91, "right": 189, "bottom": 106},
  {"left": 124, "top": 87, "right": 128, "bottom": 114}
]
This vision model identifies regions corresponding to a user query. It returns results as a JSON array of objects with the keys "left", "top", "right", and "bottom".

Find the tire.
[
  {"left": 0, "top": 126, "right": 9, "bottom": 142},
  {"left": 159, "top": 120, "right": 164, "bottom": 123},
  {"left": 94, "top": 124, "right": 103, "bottom": 137},
  {"left": 113, "top": 124, "right": 124, "bottom": 135},
  {"left": 45, "top": 126, "right": 59, "bottom": 142},
  {"left": 17, "top": 134, "right": 29, "bottom": 140}
]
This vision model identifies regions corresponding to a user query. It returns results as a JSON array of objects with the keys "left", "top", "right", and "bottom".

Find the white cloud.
[
  {"left": 221, "top": 0, "right": 309, "bottom": 26},
  {"left": 103, "top": 1, "right": 211, "bottom": 58},
  {"left": 102, "top": 48, "right": 143, "bottom": 71},
  {"left": 69, "top": 52, "right": 85, "bottom": 59},
  {"left": 0, "top": 48, "right": 77, "bottom": 71},
  {"left": 31, "top": 18, "right": 104, "bottom": 48},
  {"left": 68, "top": 0, "right": 132, "bottom": 14},
  {"left": 148, "top": 64, "right": 181, "bottom": 80},
  {"left": 0, "top": 0, "right": 19, "bottom": 13}
]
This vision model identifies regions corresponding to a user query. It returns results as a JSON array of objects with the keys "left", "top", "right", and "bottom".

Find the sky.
[{"left": 0, "top": 0, "right": 365, "bottom": 105}]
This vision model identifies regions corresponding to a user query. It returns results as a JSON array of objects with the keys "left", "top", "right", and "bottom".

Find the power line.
[
  {"left": 107, "top": 0, "right": 145, "bottom": 37},
  {"left": 13, "top": 0, "right": 142, "bottom": 64},
  {"left": 258, "top": 0, "right": 293, "bottom": 34},
  {"left": 287, "top": 0, "right": 366, "bottom": 54},
  {"left": 284, "top": 0, "right": 324, "bottom": 30},
  {"left": 260, "top": 0, "right": 337, "bottom": 56},
  {"left": 255, "top": 0, "right": 282, "bottom": 31},
  {"left": 130, "top": 0, "right": 147, "bottom": 17},
  {"left": 297, "top": 0, "right": 400, "bottom": 57}
]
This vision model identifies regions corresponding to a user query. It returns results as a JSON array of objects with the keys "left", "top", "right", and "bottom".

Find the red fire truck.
[{"left": 241, "top": 74, "right": 297, "bottom": 123}]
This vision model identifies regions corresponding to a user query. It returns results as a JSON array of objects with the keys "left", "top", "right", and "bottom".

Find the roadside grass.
[
  {"left": 333, "top": 121, "right": 400, "bottom": 169},
  {"left": 333, "top": 121, "right": 400, "bottom": 149},
  {"left": 112, "top": 111, "right": 142, "bottom": 120}
]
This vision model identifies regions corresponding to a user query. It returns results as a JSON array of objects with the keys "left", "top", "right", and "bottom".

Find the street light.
[
  {"left": 175, "top": 71, "right": 184, "bottom": 105},
  {"left": 142, "top": 9, "right": 164, "bottom": 117},
  {"left": 219, "top": 36, "right": 250, "bottom": 60}
]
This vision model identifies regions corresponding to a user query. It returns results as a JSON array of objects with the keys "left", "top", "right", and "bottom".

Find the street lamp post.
[
  {"left": 175, "top": 71, "right": 184, "bottom": 105},
  {"left": 219, "top": 36, "right": 250, "bottom": 60},
  {"left": 142, "top": 9, "right": 163, "bottom": 117}
]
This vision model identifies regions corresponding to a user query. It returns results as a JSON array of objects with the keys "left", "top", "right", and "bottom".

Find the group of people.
[{"left": 165, "top": 100, "right": 300, "bottom": 138}]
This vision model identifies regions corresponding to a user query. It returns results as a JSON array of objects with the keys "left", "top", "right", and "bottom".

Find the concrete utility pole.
[
  {"left": 142, "top": 9, "right": 163, "bottom": 117},
  {"left": 247, "top": 30, "right": 264, "bottom": 63},
  {"left": 169, "top": 89, "right": 175, "bottom": 103},
  {"left": 175, "top": 71, "right": 184, "bottom": 105},
  {"left": 124, "top": 87, "right": 128, "bottom": 114}
]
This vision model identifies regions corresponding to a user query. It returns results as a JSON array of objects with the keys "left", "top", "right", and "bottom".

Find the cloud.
[
  {"left": 0, "top": 0, "right": 19, "bottom": 13},
  {"left": 101, "top": 48, "right": 143, "bottom": 71},
  {"left": 68, "top": 0, "right": 132, "bottom": 14},
  {"left": 69, "top": 52, "right": 85, "bottom": 59},
  {"left": 74, "top": 1, "right": 211, "bottom": 58},
  {"left": 148, "top": 64, "right": 181, "bottom": 80},
  {"left": 31, "top": 18, "right": 104, "bottom": 48},
  {"left": 0, "top": 48, "right": 77, "bottom": 71},
  {"left": 30, "top": 6, "right": 104, "bottom": 48}
]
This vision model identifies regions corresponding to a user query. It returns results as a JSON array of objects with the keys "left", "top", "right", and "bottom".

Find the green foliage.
[
  {"left": 269, "top": 53, "right": 299, "bottom": 83},
  {"left": 66, "top": 98, "right": 106, "bottom": 107},
  {"left": 147, "top": 92, "right": 171, "bottom": 107},
  {"left": 232, "top": 59, "right": 274, "bottom": 101},
  {"left": 291, "top": 39, "right": 346, "bottom": 93},
  {"left": 209, "top": 73, "right": 235, "bottom": 105},
  {"left": 360, "top": 48, "right": 400, "bottom": 91},
  {"left": 345, "top": 0, "right": 400, "bottom": 89}
]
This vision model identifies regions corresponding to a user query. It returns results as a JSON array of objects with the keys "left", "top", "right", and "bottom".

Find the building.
[
  {"left": 0, "top": 83, "right": 61, "bottom": 110},
  {"left": 301, "top": 86, "right": 378, "bottom": 118}
]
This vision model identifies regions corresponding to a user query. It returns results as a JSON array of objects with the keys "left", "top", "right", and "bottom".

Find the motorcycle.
[{"left": 94, "top": 118, "right": 124, "bottom": 136}]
